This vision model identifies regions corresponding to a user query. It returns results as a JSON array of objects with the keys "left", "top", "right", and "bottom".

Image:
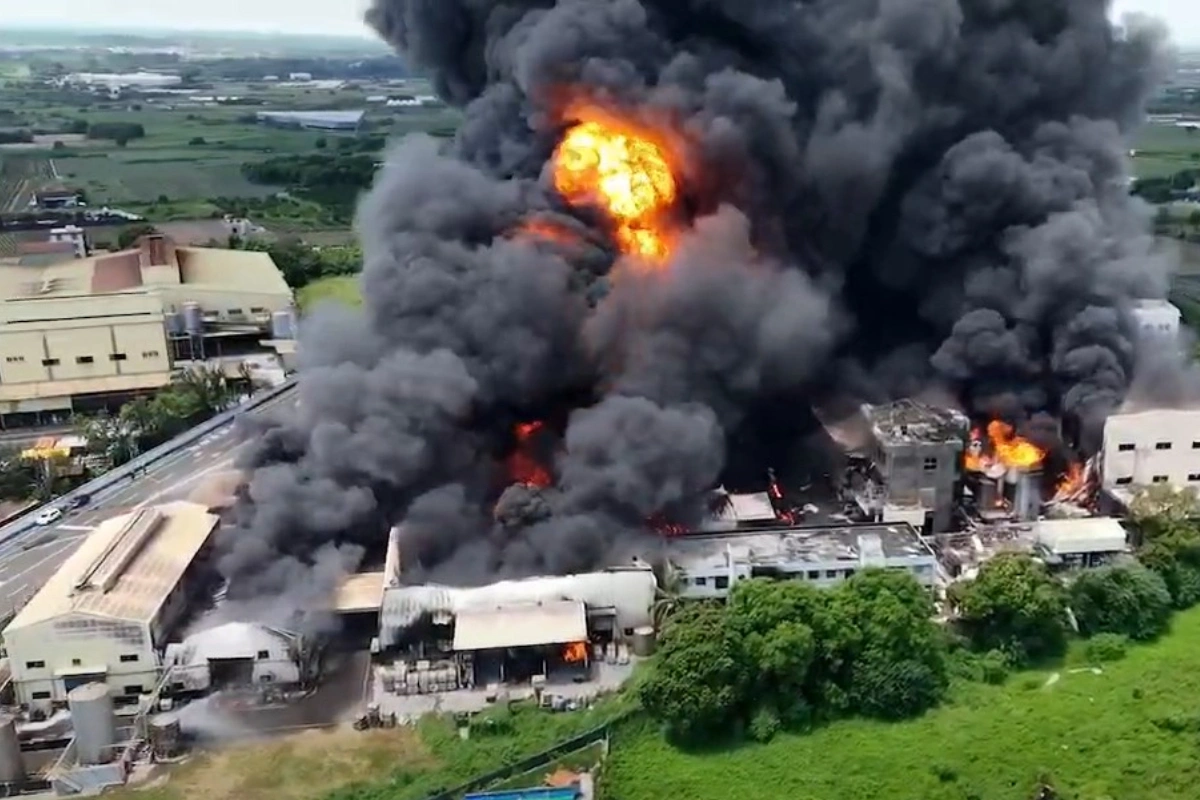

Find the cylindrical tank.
[
  {"left": 182, "top": 301, "right": 203, "bottom": 335},
  {"left": 270, "top": 310, "right": 295, "bottom": 340},
  {"left": 0, "top": 713, "right": 25, "bottom": 784},
  {"left": 68, "top": 683, "right": 116, "bottom": 766},
  {"left": 977, "top": 476, "right": 1001, "bottom": 510},
  {"left": 164, "top": 311, "right": 184, "bottom": 336},
  {"left": 631, "top": 626, "right": 657, "bottom": 657},
  {"left": 148, "top": 713, "right": 181, "bottom": 759}
]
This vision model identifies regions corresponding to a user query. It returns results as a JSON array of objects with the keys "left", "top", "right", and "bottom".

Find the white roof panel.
[
  {"left": 452, "top": 600, "right": 587, "bottom": 651},
  {"left": 1035, "top": 517, "right": 1127, "bottom": 555}
]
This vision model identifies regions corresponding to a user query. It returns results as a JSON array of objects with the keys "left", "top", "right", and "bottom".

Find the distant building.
[
  {"left": 1129, "top": 299, "right": 1181, "bottom": 347},
  {"left": 34, "top": 188, "right": 82, "bottom": 210},
  {"left": 49, "top": 225, "right": 88, "bottom": 259},
  {"left": 66, "top": 72, "right": 181, "bottom": 89},
  {"left": 255, "top": 110, "right": 365, "bottom": 131},
  {"left": 1101, "top": 408, "right": 1200, "bottom": 496},
  {"left": 2, "top": 502, "right": 219, "bottom": 707},
  {"left": 0, "top": 234, "right": 294, "bottom": 425},
  {"left": 667, "top": 522, "right": 938, "bottom": 599},
  {"left": 287, "top": 72, "right": 313, "bottom": 82}
]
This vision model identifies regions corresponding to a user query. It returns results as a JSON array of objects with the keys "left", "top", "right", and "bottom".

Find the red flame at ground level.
[
  {"left": 563, "top": 642, "right": 588, "bottom": 663},
  {"left": 506, "top": 421, "right": 552, "bottom": 488}
]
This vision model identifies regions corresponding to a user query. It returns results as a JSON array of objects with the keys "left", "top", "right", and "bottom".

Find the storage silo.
[
  {"left": 270, "top": 310, "right": 295, "bottom": 340},
  {"left": 68, "top": 683, "right": 116, "bottom": 766},
  {"left": 630, "top": 626, "right": 657, "bottom": 657},
  {"left": 0, "top": 713, "right": 25, "bottom": 784},
  {"left": 164, "top": 311, "right": 185, "bottom": 336},
  {"left": 182, "top": 302, "right": 204, "bottom": 336},
  {"left": 148, "top": 713, "right": 182, "bottom": 759}
]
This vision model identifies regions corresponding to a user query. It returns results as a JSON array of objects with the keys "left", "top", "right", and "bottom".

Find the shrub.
[
  {"left": 1084, "top": 633, "right": 1128, "bottom": 664},
  {"left": 748, "top": 707, "right": 781, "bottom": 743}
]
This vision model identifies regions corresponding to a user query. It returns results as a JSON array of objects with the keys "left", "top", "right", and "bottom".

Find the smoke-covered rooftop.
[
  {"left": 216, "top": 0, "right": 1194, "bottom": 614},
  {"left": 863, "top": 399, "right": 970, "bottom": 448}
]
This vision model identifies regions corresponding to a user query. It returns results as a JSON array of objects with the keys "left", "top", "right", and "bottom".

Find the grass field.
[
  {"left": 297, "top": 274, "right": 362, "bottom": 311},
  {"left": 53, "top": 151, "right": 277, "bottom": 204},
  {"left": 1133, "top": 123, "right": 1200, "bottom": 178},
  {"left": 602, "top": 605, "right": 1200, "bottom": 800}
]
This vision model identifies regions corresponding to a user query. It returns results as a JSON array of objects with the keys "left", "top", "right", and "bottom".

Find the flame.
[
  {"left": 1055, "top": 461, "right": 1085, "bottom": 497},
  {"left": 962, "top": 420, "right": 1045, "bottom": 471},
  {"left": 507, "top": 421, "right": 552, "bottom": 488},
  {"left": 563, "top": 641, "right": 588, "bottom": 664},
  {"left": 551, "top": 109, "right": 678, "bottom": 263},
  {"left": 647, "top": 513, "right": 688, "bottom": 537},
  {"left": 509, "top": 217, "right": 581, "bottom": 247}
]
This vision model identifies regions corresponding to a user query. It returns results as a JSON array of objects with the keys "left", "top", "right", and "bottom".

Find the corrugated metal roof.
[
  {"left": 452, "top": 600, "right": 587, "bottom": 651},
  {"left": 3, "top": 501, "right": 218, "bottom": 631},
  {"left": 333, "top": 572, "right": 385, "bottom": 612},
  {"left": 1035, "top": 517, "right": 1127, "bottom": 555}
]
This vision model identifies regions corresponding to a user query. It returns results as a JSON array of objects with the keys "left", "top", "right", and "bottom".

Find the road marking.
[
  {"left": 57, "top": 525, "right": 95, "bottom": 532},
  {"left": 136, "top": 455, "right": 236, "bottom": 509}
]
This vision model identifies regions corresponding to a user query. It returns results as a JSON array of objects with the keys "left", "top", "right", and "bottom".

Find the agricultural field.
[
  {"left": 1132, "top": 122, "right": 1200, "bottom": 178},
  {"left": 601, "top": 604, "right": 1200, "bottom": 800},
  {"left": 0, "top": 154, "right": 54, "bottom": 211},
  {"left": 296, "top": 274, "right": 362, "bottom": 311}
]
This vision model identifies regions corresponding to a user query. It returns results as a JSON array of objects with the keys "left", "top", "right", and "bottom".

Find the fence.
[
  {"left": 0, "top": 377, "right": 297, "bottom": 547},
  {"left": 423, "top": 711, "right": 636, "bottom": 800}
]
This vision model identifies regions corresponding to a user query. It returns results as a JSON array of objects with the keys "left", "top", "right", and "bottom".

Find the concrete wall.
[
  {"left": 1102, "top": 409, "right": 1200, "bottom": 489},
  {"left": 677, "top": 555, "right": 937, "bottom": 600},
  {"left": 5, "top": 614, "right": 157, "bottom": 707},
  {"left": 881, "top": 440, "right": 960, "bottom": 532}
]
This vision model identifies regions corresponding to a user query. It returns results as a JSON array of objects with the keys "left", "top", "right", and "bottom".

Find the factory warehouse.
[{"left": 2, "top": 502, "right": 219, "bottom": 708}]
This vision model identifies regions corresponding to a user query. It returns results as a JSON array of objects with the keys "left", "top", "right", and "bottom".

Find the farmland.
[
  {"left": 1132, "top": 122, "right": 1200, "bottom": 178},
  {"left": 601, "top": 604, "right": 1200, "bottom": 800}
]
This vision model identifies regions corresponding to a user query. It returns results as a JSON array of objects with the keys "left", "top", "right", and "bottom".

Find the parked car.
[{"left": 33, "top": 507, "right": 62, "bottom": 526}]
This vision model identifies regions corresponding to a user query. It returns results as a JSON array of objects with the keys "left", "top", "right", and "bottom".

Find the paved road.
[{"left": 0, "top": 387, "right": 297, "bottom": 619}]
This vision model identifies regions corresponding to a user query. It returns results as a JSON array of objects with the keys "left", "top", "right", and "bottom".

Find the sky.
[{"left": 2, "top": 0, "right": 1198, "bottom": 45}]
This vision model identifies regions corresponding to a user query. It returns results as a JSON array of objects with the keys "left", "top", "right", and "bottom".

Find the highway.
[{"left": 0, "top": 386, "right": 297, "bottom": 619}]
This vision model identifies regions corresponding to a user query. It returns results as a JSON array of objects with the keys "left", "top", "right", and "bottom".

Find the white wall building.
[
  {"left": 1034, "top": 518, "right": 1127, "bottom": 568},
  {"left": 2, "top": 502, "right": 218, "bottom": 708},
  {"left": 1130, "top": 299, "right": 1181, "bottom": 347},
  {"left": 667, "top": 522, "right": 938, "bottom": 599},
  {"left": 163, "top": 622, "right": 302, "bottom": 692},
  {"left": 1101, "top": 408, "right": 1200, "bottom": 492},
  {"left": 49, "top": 226, "right": 87, "bottom": 259}
]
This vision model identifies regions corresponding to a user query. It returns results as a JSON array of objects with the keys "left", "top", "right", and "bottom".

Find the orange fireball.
[{"left": 551, "top": 108, "right": 679, "bottom": 263}]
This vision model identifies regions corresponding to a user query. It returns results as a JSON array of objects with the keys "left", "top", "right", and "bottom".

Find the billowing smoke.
[{"left": 220, "top": 0, "right": 1179, "bottom": 601}]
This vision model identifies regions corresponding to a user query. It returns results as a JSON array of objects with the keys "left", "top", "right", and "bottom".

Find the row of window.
[
  {"left": 1116, "top": 441, "right": 1200, "bottom": 452},
  {"left": 24, "top": 653, "right": 139, "bottom": 670},
  {"left": 1113, "top": 474, "right": 1200, "bottom": 486},
  {"left": 6, "top": 352, "right": 161, "bottom": 366},
  {"left": 227, "top": 307, "right": 268, "bottom": 315},
  {"left": 691, "top": 568, "right": 860, "bottom": 589},
  {"left": 30, "top": 684, "right": 143, "bottom": 700}
]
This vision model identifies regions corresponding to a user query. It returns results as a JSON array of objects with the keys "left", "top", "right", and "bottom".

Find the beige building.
[
  {"left": 0, "top": 234, "right": 294, "bottom": 423},
  {"left": 1, "top": 501, "right": 219, "bottom": 708},
  {"left": 1101, "top": 408, "right": 1200, "bottom": 493}
]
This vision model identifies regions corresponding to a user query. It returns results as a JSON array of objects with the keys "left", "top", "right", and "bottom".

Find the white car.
[{"left": 33, "top": 507, "right": 63, "bottom": 526}]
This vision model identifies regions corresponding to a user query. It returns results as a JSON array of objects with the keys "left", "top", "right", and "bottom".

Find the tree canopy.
[
  {"left": 1069, "top": 564, "right": 1173, "bottom": 641},
  {"left": 949, "top": 554, "right": 1068, "bottom": 665}
]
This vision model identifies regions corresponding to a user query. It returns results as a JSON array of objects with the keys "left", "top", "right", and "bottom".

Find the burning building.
[{"left": 217, "top": 0, "right": 1183, "bottom": 611}]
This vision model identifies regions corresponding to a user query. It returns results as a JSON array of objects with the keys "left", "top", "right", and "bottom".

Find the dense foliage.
[
  {"left": 639, "top": 571, "right": 947, "bottom": 745},
  {"left": 1129, "top": 485, "right": 1200, "bottom": 609},
  {"left": 241, "top": 152, "right": 377, "bottom": 218},
  {"left": 949, "top": 554, "right": 1069, "bottom": 665},
  {"left": 85, "top": 121, "right": 146, "bottom": 144},
  {"left": 1069, "top": 564, "right": 1173, "bottom": 641},
  {"left": 238, "top": 239, "right": 361, "bottom": 289}
]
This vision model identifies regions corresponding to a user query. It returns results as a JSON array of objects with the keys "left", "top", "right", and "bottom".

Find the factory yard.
[{"left": 602, "top": 604, "right": 1200, "bottom": 800}]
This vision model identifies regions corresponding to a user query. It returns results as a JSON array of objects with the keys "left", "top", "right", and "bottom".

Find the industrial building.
[
  {"left": 255, "top": 110, "right": 365, "bottom": 131},
  {"left": 665, "top": 522, "right": 938, "bottom": 598},
  {"left": 1129, "top": 298, "right": 1181, "bottom": 346},
  {"left": 0, "top": 233, "right": 295, "bottom": 425},
  {"left": 163, "top": 622, "right": 311, "bottom": 693},
  {"left": 2, "top": 501, "right": 219, "bottom": 708},
  {"left": 847, "top": 399, "right": 969, "bottom": 533},
  {"left": 1100, "top": 408, "right": 1200, "bottom": 496}
]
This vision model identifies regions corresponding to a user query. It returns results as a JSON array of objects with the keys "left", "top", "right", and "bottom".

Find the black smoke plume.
[{"left": 220, "top": 0, "right": 1178, "bottom": 601}]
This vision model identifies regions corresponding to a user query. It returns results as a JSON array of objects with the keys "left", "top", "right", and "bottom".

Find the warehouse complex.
[
  {"left": 0, "top": 233, "right": 295, "bottom": 425},
  {"left": 2, "top": 502, "right": 219, "bottom": 708}
]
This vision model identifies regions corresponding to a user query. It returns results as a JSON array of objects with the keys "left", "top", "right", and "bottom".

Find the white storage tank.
[
  {"left": 182, "top": 301, "right": 204, "bottom": 335},
  {"left": 631, "top": 626, "right": 657, "bottom": 657},
  {"left": 165, "top": 311, "right": 185, "bottom": 336},
  {"left": 270, "top": 310, "right": 295, "bottom": 340},
  {"left": 0, "top": 713, "right": 24, "bottom": 784},
  {"left": 68, "top": 683, "right": 116, "bottom": 766}
]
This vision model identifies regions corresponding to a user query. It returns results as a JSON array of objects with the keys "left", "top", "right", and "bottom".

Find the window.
[
  {"left": 1152, "top": 475, "right": 1169, "bottom": 484},
  {"left": 714, "top": 576, "right": 729, "bottom": 590},
  {"left": 693, "top": 576, "right": 706, "bottom": 586},
  {"left": 845, "top": 569, "right": 855, "bottom": 578},
  {"left": 825, "top": 570, "right": 838, "bottom": 579},
  {"left": 25, "top": 660, "right": 45, "bottom": 669},
  {"left": 119, "top": 654, "right": 138, "bottom": 663},
  {"left": 1115, "top": 476, "right": 1133, "bottom": 485},
  {"left": 256, "top": 650, "right": 270, "bottom": 660},
  {"left": 75, "top": 355, "right": 94, "bottom": 364},
  {"left": 260, "top": 673, "right": 274, "bottom": 683},
  {"left": 1189, "top": 474, "right": 1200, "bottom": 482},
  {"left": 142, "top": 350, "right": 160, "bottom": 359},
  {"left": 228, "top": 308, "right": 244, "bottom": 315},
  {"left": 923, "top": 456, "right": 938, "bottom": 471},
  {"left": 71, "top": 658, "right": 81, "bottom": 667},
  {"left": 807, "top": 570, "right": 819, "bottom": 580},
  {"left": 31, "top": 691, "right": 50, "bottom": 700},
  {"left": 123, "top": 685, "right": 144, "bottom": 696},
  {"left": 1117, "top": 443, "right": 1134, "bottom": 452},
  {"left": 1193, "top": 442, "right": 1200, "bottom": 450},
  {"left": 109, "top": 353, "right": 127, "bottom": 362},
  {"left": 250, "top": 307, "right": 267, "bottom": 314},
  {"left": 170, "top": 682, "right": 185, "bottom": 692},
  {"left": 41, "top": 358, "right": 59, "bottom": 367},
  {"left": 1156, "top": 442, "right": 1172, "bottom": 451},
  {"left": 4, "top": 355, "right": 23, "bottom": 363}
]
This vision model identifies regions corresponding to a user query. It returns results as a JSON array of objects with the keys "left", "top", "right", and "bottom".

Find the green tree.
[
  {"left": 1068, "top": 564, "right": 1173, "bottom": 641},
  {"left": 0, "top": 448, "right": 41, "bottom": 502},
  {"left": 638, "top": 603, "right": 743, "bottom": 745},
  {"left": 117, "top": 223, "right": 158, "bottom": 250},
  {"left": 950, "top": 554, "right": 1068, "bottom": 665},
  {"left": 1129, "top": 485, "right": 1200, "bottom": 608}
]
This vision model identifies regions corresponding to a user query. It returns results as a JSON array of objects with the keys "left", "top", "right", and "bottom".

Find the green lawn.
[
  {"left": 602, "top": 605, "right": 1200, "bottom": 800},
  {"left": 297, "top": 274, "right": 362, "bottom": 311},
  {"left": 1133, "top": 123, "right": 1200, "bottom": 178}
]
